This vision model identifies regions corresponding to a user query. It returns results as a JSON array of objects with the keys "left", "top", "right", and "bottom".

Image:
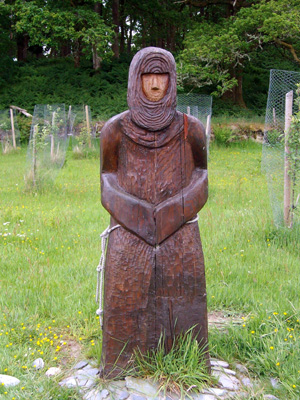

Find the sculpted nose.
[{"left": 151, "top": 75, "right": 159, "bottom": 90}]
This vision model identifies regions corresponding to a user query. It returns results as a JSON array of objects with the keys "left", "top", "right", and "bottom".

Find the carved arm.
[
  {"left": 101, "top": 115, "right": 156, "bottom": 246},
  {"left": 101, "top": 173, "right": 156, "bottom": 245},
  {"left": 155, "top": 115, "right": 208, "bottom": 244},
  {"left": 155, "top": 168, "right": 208, "bottom": 244}
]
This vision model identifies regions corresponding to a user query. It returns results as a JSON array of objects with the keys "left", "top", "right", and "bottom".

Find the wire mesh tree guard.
[
  {"left": 67, "top": 105, "right": 98, "bottom": 156},
  {"left": 26, "top": 104, "right": 68, "bottom": 188},
  {"left": 0, "top": 108, "right": 20, "bottom": 154},
  {"left": 263, "top": 69, "right": 300, "bottom": 228},
  {"left": 177, "top": 94, "right": 212, "bottom": 150}
]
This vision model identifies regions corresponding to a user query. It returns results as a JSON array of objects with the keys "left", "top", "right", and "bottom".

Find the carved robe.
[{"left": 100, "top": 47, "right": 209, "bottom": 376}]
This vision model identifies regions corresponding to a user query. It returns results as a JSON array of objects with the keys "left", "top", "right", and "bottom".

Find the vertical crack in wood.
[
  {"left": 179, "top": 116, "right": 186, "bottom": 298},
  {"left": 154, "top": 132, "right": 158, "bottom": 344}
]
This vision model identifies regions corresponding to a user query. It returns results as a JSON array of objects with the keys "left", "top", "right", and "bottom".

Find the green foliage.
[
  {"left": 288, "top": 84, "right": 300, "bottom": 219},
  {"left": 134, "top": 327, "right": 213, "bottom": 397},
  {"left": 1, "top": 142, "right": 300, "bottom": 398},
  {"left": 17, "top": 114, "right": 32, "bottom": 144},
  {"left": 213, "top": 125, "right": 235, "bottom": 145},
  {"left": 14, "top": 0, "right": 114, "bottom": 66},
  {"left": 0, "top": 58, "right": 129, "bottom": 123},
  {"left": 0, "top": 3, "right": 16, "bottom": 87},
  {"left": 72, "top": 129, "right": 100, "bottom": 159},
  {"left": 212, "top": 97, "right": 266, "bottom": 117},
  {"left": 178, "top": 19, "right": 241, "bottom": 96},
  {"left": 210, "top": 308, "right": 300, "bottom": 398},
  {"left": 178, "top": 0, "right": 300, "bottom": 101}
]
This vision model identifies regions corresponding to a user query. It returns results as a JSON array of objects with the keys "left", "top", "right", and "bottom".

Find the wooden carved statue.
[{"left": 100, "top": 47, "right": 209, "bottom": 377}]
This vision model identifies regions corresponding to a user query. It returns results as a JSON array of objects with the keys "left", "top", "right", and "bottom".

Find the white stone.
[
  {"left": 203, "top": 387, "right": 227, "bottom": 396},
  {"left": 264, "top": 395, "right": 280, "bottom": 400},
  {"left": 0, "top": 374, "right": 20, "bottom": 387},
  {"left": 76, "top": 368, "right": 99, "bottom": 379},
  {"left": 211, "top": 366, "right": 236, "bottom": 376},
  {"left": 100, "top": 389, "right": 109, "bottom": 398},
  {"left": 212, "top": 371, "right": 240, "bottom": 390},
  {"left": 108, "top": 380, "right": 126, "bottom": 391},
  {"left": 84, "top": 388, "right": 103, "bottom": 400},
  {"left": 241, "top": 377, "right": 253, "bottom": 388},
  {"left": 32, "top": 358, "right": 44, "bottom": 370},
  {"left": 191, "top": 394, "right": 216, "bottom": 400},
  {"left": 129, "top": 394, "right": 147, "bottom": 400},
  {"left": 85, "top": 379, "right": 98, "bottom": 389},
  {"left": 125, "top": 377, "right": 158, "bottom": 398},
  {"left": 59, "top": 377, "right": 80, "bottom": 388},
  {"left": 74, "top": 360, "right": 89, "bottom": 370},
  {"left": 84, "top": 363, "right": 98, "bottom": 370},
  {"left": 234, "top": 392, "right": 248, "bottom": 399},
  {"left": 270, "top": 378, "right": 280, "bottom": 389},
  {"left": 118, "top": 390, "right": 130, "bottom": 400},
  {"left": 234, "top": 363, "right": 248, "bottom": 374},
  {"left": 210, "top": 360, "right": 229, "bottom": 368},
  {"left": 45, "top": 367, "right": 61, "bottom": 377},
  {"left": 59, "top": 375, "right": 95, "bottom": 389}
]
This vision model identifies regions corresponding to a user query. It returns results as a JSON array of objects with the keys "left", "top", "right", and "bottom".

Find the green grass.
[
  {"left": 0, "top": 141, "right": 299, "bottom": 399},
  {"left": 134, "top": 327, "right": 214, "bottom": 398}
]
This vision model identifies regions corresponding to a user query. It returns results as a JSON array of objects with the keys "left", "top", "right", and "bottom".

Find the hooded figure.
[{"left": 100, "top": 47, "right": 209, "bottom": 377}]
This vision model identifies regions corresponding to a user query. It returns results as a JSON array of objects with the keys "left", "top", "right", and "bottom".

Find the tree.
[
  {"left": 178, "top": 0, "right": 300, "bottom": 107},
  {"left": 13, "top": 0, "right": 113, "bottom": 69},
  {"left": 0, "top": 2, "right": 16, "bottom": 85},
  {"left": 178, "top": 19, "right": 248, "bottom": 104}
]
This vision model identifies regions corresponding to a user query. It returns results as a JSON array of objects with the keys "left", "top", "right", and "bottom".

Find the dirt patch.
[
  {"left": 59, "top": 339, "right": 84, "bottom": 366},
  {"left": 208, "top": 311, "right": 245, "bottom": 331}
]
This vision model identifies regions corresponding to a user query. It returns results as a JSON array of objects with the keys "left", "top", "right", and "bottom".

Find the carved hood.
[{"left": 127, "top": 47, "right": 177, "bottom": 132}]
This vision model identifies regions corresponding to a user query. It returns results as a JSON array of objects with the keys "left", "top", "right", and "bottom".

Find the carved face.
[
  {"left": 127, "top": 47, "right": 177, "bottom": 131},
  {"left": 142, "top": 73, "right": 169, "bottom": 102}
]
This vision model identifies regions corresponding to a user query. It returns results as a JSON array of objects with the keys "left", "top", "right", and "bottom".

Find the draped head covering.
[{"left": 127, "top": 47, "right": 177, "bottom": 131}]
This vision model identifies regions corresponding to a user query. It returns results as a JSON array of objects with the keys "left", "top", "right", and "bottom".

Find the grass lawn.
[{"left": 0, "top": 141, "right": 299, "bottom": 399}]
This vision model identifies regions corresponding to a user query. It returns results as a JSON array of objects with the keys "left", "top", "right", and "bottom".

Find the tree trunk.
[
  {"left": 74, "top": 39, "right": 82, "bottom": 68},
  {"left": 222, "top": 66, "right": 247, "bottom": 108},
  {"left": 94, "top": 1, "right": 103, "bottom": 16},
  {"left": 93, "top": 1, "right": 103, "bottom": 68},
  {"left": 92, "top": 44, "right": 102, "bottom": 70},
  {"left": 235, "top": 69, "right": 246, "bottom": 108},
  {"left": 60, "top": 43, "right": 71, "bottom": 57},
  {"left": 119, "top": 0, "right": 125, "bottom": 55},
  {"left": 127, "top": 17, "right": 134, "bottom": 54},
  {"left": 29, "top": 45, "right": 44, "bottom": 58},
  {"left": 112, "top": 0, "right": 120, "bottom": 58},
  {"left": 167, "top": 25, "right": 176, "bottom": 52},
  {"left": 17, "top": 34, "right": 29, "bottom": 62}
]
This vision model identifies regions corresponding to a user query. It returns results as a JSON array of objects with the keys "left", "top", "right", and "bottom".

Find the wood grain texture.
[{"left": 100, "top": 47, "right": 209, "bottom": 377}]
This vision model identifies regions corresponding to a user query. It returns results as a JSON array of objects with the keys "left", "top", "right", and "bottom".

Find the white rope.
[
  {"left": 186, "top": 215, "right": 199, "bottom": 224},
  {"left": 96, "top": 224, "right": 120, "bottom": 328}
]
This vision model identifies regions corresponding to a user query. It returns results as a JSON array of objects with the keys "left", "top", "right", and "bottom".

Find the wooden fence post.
[
  {"left": 205, "top": 114, "right": 211, "bottom": 153},
  {"left": 10, "top": 108, "right": 16, "bottom": 149},
  {"left": 284, "top": 90, "right": 293, "bottom": 227},
  {"left": 85, "top": 105, "right": 91, "bottom": 148},
  {"left": 33, "top": 125, "right": 37, "bottom": 187},
  {"left": 51, "top": 112, "right": 55, "bottom": 161}
]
